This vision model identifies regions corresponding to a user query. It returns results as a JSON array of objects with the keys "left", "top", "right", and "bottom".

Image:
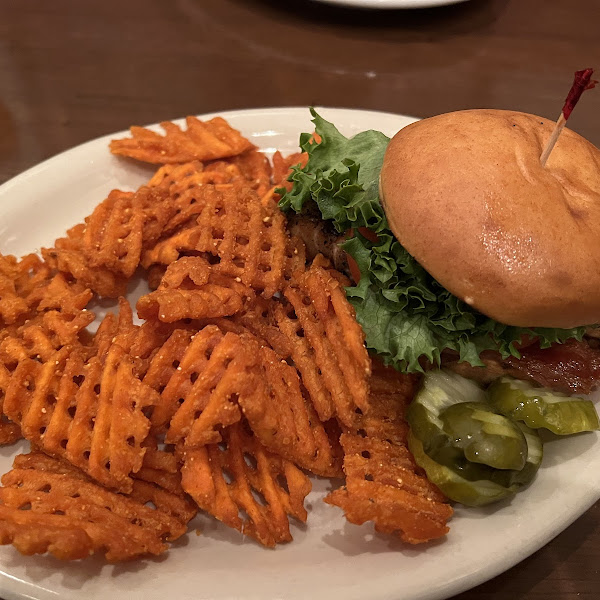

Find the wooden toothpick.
[{"left": 540, "top": 68, "right": 597, "bottom": 167}]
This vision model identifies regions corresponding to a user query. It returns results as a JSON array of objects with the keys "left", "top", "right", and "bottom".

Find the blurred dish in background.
[{"left": 312, "top": 0, "right": 471, "bottom": 8}]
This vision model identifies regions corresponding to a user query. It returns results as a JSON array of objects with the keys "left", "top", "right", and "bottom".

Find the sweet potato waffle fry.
[
  {"left": 240, "top": 342, "right": 343, "bottom": 477},
  {"left": 325, "top": 435, "right": 453, "bottom": 544},
  {"left": 0, "top": 309, "right": 94, "bottom": 368},
  {"left": 148, "top": 160, "right": 254, "bottom": 225},
  {"left": 0, "top": 255, "right": 45, "bottom": 326},
  {"left": 0, "top": 362, "right": 20, "bottom": 446},
  {"left": 3, "top": 346, "right": 71, "bottom": 443},
  {"left": 228, "top": 149, "right": 273, "bottom": 197},
  {"left": 0, "top": 254, "right": 91, "bottom": 331},
  {"left": 1, "top": 302, "right": 160, "bottom": 494},
  {"left": 0, "top": 115, "right": 451, "bottom": 564},
  {"left": 110, "top": 116, "right": 253, "bottom": 164},
  {"left": 142, "top": 183, "right": 302, "bottom": 299},
  {"left": 325, "top": 363, "right": 453, "bottom": 544},
  {"left": 0, "top": 452, "right": 195, "bottom": 561},
  {"left": 43, "top": 224, "right": 128, "bottom": 298},
  {"left": 28, "top": 273, "right": 93, "bottom": 315},
  {"left": 148, "top": 160, "right": 205, "bottom": 189},
  {"left": 83, "top": 189, "right": 145, "bottom": 278},
  {"left": 181, "top": 421, "right": 311, "bottom": 547},
  {"left": 208, "top": 320, "right": 343, "bottom": 477},
  {"left": 137, "top": 256, "right": 255, "bottom": 322},
  {"left": 143, "top": 316, "right": 341, "bottom": 477},
  {"left": 272, "top": 150, "right": 308, "bottom": 192},
  {"left": 216, "top": 269, "right": 370, "bottom": 430},
  {"left": 0, "top": 262, "right": 95, "bottom": 450},
  {"left": 3, "top": 345, "right": 158, "bottom": 494},
  {"left": 270, "top": 263, "right": 371, "bottom": 427},
  {"left": 155, "top": 325, "right": 258, "bottom": 447}
]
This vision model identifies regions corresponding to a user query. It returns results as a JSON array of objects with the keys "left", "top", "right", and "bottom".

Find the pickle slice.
[
  {"left": 439, "top": 402, "right": 528, "bottom": 471},
  {"left": 408, "top": 371, "right": 527, "bottom": 471},
  {"left": 488, "top": 377, "right": 600, "bottom": 435},
  {"left": 407, "top": 430, "right": 518, "bottom": 507},
  {"left": 407, "top": 370, "right": 487, "bottom": 456},
  {"left": 407, "top": 424, "right": 543, "bottom": 507},
  {"left": 407, "top": 372, "right": 545, "bottom": 507},
  {"left": 503, "top": 422, "right": 543, "bottom": 487}
]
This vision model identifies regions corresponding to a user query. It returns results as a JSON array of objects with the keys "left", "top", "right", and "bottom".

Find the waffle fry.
[
  {"left": 148, "top": 160, "right": 205, "bottom": 189},
  {"left": 28, "top": 273, "right": 93, "bottom": 314},
  {"left": 325, "top": 362, "right": 452, "bottom": 544},
  {"left": 3, "top": 344, "right": 157, "bottom": 493},
  {"left": 237, "top": 340, "right": 343, "bottom": 477},
  {"left": 142, "top": 184, "right": 301, "bottom": 299},
  {"left": 130, "top": 443, "right": 198, "bottom": 525},
  {"left": 159, "top": 326, "right": 258, "bottom": 447},
  {"left": 137, "top": 256, "right": 254, "bottom": 322},
  {"left": 0, "top": 255, "right": 31, "bottom": 325},
  {"left": 181, "top": 422, "right": 311, "bottom": 547},
  {"left": 110, "top": 116, "right": 253, "bottom": 164},
  {"left": 5, "top": 254, "right": 52, "bottom": 298},
  {"left": 194, "top": 314, "right": 345, "bottom": 476},
  {"left": 83, "top": 189, "right": 143, "bottom": 278},
  {"left": 0, "top": 270, "right": 94, "bottom": 449},
  {"left": 43, "top": 224, "right": 128, "bottom": 298},
  {"left": 127, "top": 319, "right": 180, "bottom": 379},
  {"left": 270, "top": 264, "right": 370, "bottom": 427},
  {"left": 148, "top": 162, "right": 249, "bottom": 235},
  {"left": 227, "top": 149, "right": 273, "bottom": 197},
  {"left": 83, "top": 186, "right": 178, "bottom": 278},
  {"left": 3, "top": 346, "right": 71, "bottom": 442},
  {"left": 0, "top": 452, "right": 194, "bottom": 561},
  {"left": 0, "top": 254, "right": 55, "bottom": 326},
  {"left": 67, "top": 347, "right": 159, "bottom": 492},
  {"left": 272, "top": 151, "right": 308, "bottom": 192},
  {"left": 0, "top": 362, "right": 21, "bottom": 446},
  {"left": 348, "top": 360, "right": 420, "bottom": 443},
  {"left": 324, "top": 434, "right": 452, "bottom": 544},
  {"left": 141, "top": 328, "right": 195, "bottom": 406},
  {"left": 0, "top": 307, "right": 94, "bottom": 369},
  {"left": 2, "top": 302, "right": 159, "bottom": 493}
]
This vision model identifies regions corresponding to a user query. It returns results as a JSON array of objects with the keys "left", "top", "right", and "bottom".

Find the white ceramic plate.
[
  {"left": 312, "top": 0, "right": 471, "bottom": 10},
  {"left": 0, "top": 107, "right": 599, "bottom": 600}
]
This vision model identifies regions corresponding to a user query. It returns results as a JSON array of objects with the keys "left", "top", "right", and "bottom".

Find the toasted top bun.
[{"left": 380, "top": 109, "right": 600, "bottom": 328}]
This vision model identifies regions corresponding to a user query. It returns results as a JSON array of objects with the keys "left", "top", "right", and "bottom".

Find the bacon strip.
[{"left": 445, "top": 338, "right": 600, "bottom": 395}]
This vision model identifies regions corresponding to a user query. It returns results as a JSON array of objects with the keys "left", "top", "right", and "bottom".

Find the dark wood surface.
[{"left": 0, "top": 1, "right": 599, "bottom": 598}]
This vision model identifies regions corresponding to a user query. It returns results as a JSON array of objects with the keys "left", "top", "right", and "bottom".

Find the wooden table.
[{"left": 0, "top": 1, "right": 598, "bottom": 598}]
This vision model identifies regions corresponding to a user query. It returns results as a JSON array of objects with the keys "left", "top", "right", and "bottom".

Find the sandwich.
[{"left": 279, "top": 108, "right": 600, "bottom": 394}]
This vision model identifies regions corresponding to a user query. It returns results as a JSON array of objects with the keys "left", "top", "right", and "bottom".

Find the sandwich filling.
[{"left": 278, "top": 109, "right": 593, "bottom": 387}]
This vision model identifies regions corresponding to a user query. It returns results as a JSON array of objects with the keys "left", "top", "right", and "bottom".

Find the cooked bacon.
[{"left": 445, "top": 338, "right": 600, "bottom": 395}]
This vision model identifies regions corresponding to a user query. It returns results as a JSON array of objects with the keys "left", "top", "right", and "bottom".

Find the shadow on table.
[{"left": 235, "top": 0, "right": 509, "bottom": 35}]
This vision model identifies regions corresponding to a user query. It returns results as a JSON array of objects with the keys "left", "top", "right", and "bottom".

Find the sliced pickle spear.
[{"left": 488, "top": 377, "right": 600, "bottom": 435}]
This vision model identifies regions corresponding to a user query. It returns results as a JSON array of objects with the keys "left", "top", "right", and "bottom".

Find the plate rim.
[{"left": 0, "top": 105, "right": 413, "bottom": 194}]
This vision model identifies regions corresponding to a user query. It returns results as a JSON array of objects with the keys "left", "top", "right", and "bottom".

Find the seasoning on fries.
[{"left": 0, "top": 113, "right": 456, "bottom": 565}]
